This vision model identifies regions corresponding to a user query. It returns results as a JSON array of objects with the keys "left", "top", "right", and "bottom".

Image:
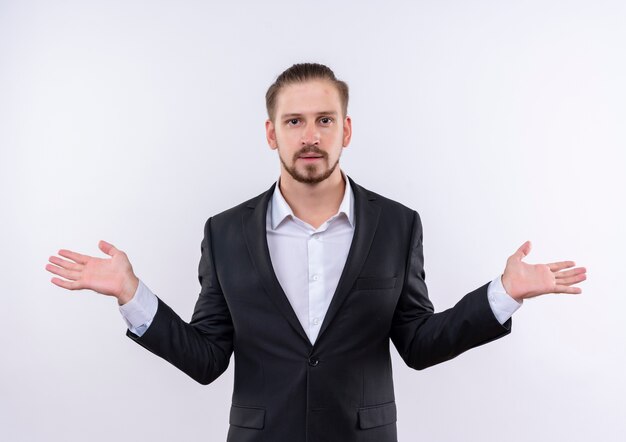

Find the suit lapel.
[
  {"left": 242, "top": 184, "right": 312, "bottom": 347},
  {"left": 242, "top": 177, "right": 381, "bottom": 347},
  {"left": 315, "top": 177, "right": 380, "bottom": 344}
]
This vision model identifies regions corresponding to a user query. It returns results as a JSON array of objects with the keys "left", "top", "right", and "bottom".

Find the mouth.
[{"left": 298, "top": 155, "right": 323, "bottom": 161}]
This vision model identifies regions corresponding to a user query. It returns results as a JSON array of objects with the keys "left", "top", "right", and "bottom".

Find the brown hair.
[{"left": 265, "top": 63, "right": 349, "bottom": 121}]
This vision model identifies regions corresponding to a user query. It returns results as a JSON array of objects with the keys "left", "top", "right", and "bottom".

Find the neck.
[{"left": 278, "top": 167, "right": 346, "bottom": 229}]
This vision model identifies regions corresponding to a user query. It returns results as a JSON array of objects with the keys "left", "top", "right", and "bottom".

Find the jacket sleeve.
[
  {"left": 390, "top": 211, "right": 511, "bottom": 370},
  {"left": 126, "top": 217, "right": 234, "bottom": 385}
]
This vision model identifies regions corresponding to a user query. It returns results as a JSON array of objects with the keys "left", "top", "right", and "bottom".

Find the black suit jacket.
[{"left": 127, "top": 177, "right": 511, "bottom": 442}]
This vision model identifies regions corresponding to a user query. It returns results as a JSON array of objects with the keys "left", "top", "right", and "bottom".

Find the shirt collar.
[{"left": 270, "top": 172, "right": 355, "bottom": 230}]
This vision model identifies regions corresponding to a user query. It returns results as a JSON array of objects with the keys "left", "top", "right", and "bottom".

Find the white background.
[{"left": 1, "top": 1, "right": 624, "bottom": 441}]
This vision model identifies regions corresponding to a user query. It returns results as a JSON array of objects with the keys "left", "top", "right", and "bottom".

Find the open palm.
[
  {"left": 46, "top": 240, "right": 139, "bottom": 303},
  {"left": 502, "top": 241, "right": 587, "bottom": 301}
]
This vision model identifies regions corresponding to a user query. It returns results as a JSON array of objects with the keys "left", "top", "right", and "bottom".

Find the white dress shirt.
[
  {"left": 120, "top": 177, "right": 522, "bottom": 340},
  {"left": 266, "top": 176, "right": 355, "bottom": 343}
]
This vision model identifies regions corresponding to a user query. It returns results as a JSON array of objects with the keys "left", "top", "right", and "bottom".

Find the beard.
[{"left": 279, "top": 144, "right": 340, "bottom": 185}]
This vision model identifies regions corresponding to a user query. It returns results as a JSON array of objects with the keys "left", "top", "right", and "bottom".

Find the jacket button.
[{"left": 308, "top": 357, "right": 319, "bottom": 367}]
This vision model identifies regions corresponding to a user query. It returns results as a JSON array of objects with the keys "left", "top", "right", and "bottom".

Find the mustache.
[{"left": 293, "top": 145, "right": 328, "bottom": 161}]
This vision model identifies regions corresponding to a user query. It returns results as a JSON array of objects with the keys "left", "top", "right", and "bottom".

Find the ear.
[
  {"left": 266, "top": 119, "right": 278, "bottom": 150},
  {"left": 342, "top": 116, "right": 352, "bottom": 148}
]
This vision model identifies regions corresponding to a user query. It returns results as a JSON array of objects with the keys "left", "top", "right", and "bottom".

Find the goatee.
[{"left": 279, "top": 145, "right": 340, "bottom": 185}]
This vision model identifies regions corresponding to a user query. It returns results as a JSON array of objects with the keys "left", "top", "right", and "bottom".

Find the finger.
[
  {"left": 547, "top": 261, "right": 576, "bottom": 272},
  {"left": 45, "top": 263, "right": 80, "bottom": 281},
  {"left": 58, "top": 249, "right": 89, "bottom": 265},
  {"left": 98, "top": 240, "right": 119, "bottom": 257},
  {"left": 514, "top": 241, "right": 532, "bottom": 259},
  {"left": 555, "top": 273, "right": 587, "bottom": 286},
  {"left": 50, "top": 277, "right": 81, "bottom": 290},
  {"left": 555, "top": 267, "right": 586, "bottom": 279},
  {"left": 48, "top": 255, "right": 82, "bottom": 271},
  {"left": 553, "top": 285, "right": 582, "bottom": 294}
]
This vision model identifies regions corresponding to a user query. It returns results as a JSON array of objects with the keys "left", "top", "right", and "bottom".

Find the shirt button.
[
  {"left": 312, "top": 275, "right": 319, "bottom": 281},
  {"left": 308, "top": 357, "right": 319, "bottom": 367},
  {"left": 312, "top": 317, "right": 320, "bottom": 325}
]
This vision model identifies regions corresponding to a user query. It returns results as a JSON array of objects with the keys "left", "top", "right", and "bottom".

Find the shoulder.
[
  {"left": 350, "top": 177, "right": 425, "bottom": 245},
  {"left": 204, "top": 183, "right": 275, "bottom": 230},
  {"left": 350, "top": 177, "right": 419, "bottom": 220}
]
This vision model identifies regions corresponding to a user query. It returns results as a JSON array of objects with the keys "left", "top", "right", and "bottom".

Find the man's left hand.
[{"left": 501, "top": 241, "right": 587, "bottom": 302}]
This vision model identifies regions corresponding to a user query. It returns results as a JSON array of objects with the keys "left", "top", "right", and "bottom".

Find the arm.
[
  {"left": 46, "top": 218, "right": 234, "bottom": 385},
  {"left": 390, "top": 212, "right": 509, "bottom": 370},
  {"left": 126, "top": 218, "right": 234, "bottom": 384},
  {"left": 390, "top": 212, "right": 586, "bottom": 371}
]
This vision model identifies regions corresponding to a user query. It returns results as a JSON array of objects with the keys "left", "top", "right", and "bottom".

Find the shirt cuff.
[
  {"left": 118, "top": 279, "right": 158, "bottom": 337},
  {"left": 487, "top": 275, "right": 522, "bottom": 325}
]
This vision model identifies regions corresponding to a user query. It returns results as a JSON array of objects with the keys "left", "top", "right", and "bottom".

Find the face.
[{"left": 266, "top": 80, "right": 352, "bottom": 185}]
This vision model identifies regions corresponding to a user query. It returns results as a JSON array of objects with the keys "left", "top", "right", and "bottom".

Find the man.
[{"left": 46, "top": 63, "right": 586, "bottom": 442}]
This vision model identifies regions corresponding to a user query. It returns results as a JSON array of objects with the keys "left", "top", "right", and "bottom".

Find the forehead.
[{"left": 275, "top": 80, "right": 342, "bottom": 116}]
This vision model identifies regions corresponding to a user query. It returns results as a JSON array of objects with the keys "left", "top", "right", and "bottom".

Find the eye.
[
  {"left": 286, "top": 118, "right": 300, "bottom": 126},
  {"left": 319, "top": 117, "right": 333, "bottom": 125}
]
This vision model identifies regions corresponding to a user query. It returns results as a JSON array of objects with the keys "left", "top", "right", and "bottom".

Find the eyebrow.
[{"left": 280, "top": 111, "right": 339, "bottom": 119}]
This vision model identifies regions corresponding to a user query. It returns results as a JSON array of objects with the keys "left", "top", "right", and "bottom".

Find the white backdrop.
[{"left": 1, "top": 1, "right": 624, "bottom": 441}]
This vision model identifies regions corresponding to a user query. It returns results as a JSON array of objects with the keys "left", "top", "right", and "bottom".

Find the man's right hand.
[{"left": 46, "top": 240, "right": 139, "bottom": 305}]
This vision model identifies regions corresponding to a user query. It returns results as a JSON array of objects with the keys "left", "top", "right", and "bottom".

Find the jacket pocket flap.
[
  {"left": 358, "top": 402, "right": 397, "bottom": 429},
  {"left": 229, "top": 405, "right": 265, "bottom": 429},
  {"left": 354, "top": 277, "right": 397, "bottom": 290}
]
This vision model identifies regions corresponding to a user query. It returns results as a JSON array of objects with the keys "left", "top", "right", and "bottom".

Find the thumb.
[
  {"left": 98, "top": 240, "right": 118, "bottom": 257},
  {"left": 514, "top": 240, "right": 532, "bottom": 260}
]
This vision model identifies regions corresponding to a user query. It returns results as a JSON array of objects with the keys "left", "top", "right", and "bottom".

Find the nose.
[{"left": 301, "top": 124, "right": 320, "bottom": 146}]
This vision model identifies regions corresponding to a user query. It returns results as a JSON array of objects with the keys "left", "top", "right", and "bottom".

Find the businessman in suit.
[{"left": 46, "top": 63, "right": 586, "bottom": 441}]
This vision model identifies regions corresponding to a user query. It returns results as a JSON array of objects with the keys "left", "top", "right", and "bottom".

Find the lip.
[{"left": 298, "top": 156, "right": 323, "bottom": 160}]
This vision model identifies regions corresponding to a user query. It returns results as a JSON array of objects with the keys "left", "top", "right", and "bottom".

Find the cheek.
[
  {"left": 327, "top": 132, "right": 345, "bottom": 151},
  {"left": 327, "top": 127, "right": 345, "bottom": 142},
  {"left": 276, "top": 129, "right": 300, "bottom": 146}
]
